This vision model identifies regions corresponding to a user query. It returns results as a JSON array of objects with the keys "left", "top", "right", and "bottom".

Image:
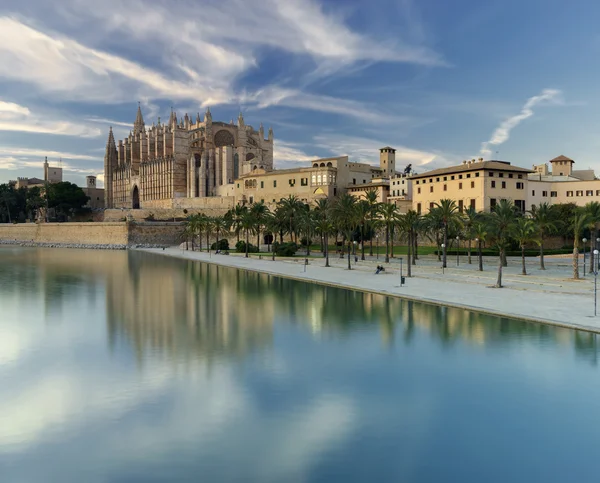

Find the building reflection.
[{"left": 1, "top": 247, "right": 599, "bottom": 366}]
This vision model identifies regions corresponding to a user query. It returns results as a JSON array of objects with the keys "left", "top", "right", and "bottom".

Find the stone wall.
[{"left": 0, "top": 222, "right": 183, "bottom": 247}]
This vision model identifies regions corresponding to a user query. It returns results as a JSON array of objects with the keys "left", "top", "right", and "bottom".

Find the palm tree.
[
  {"left": 331, "top": 194, "right": 358, "bottom": 270},
  {"left": 297, "top": 204, "right": 315, "bottom": 256},
  {"left": 529, "top": 202, "right": 558, "bottom": 270},
  {"left": 434, "top": 199, "right": 461, "bottom": 268},
  {"left": 473, "top": 221, "right": 488, "bottom": 272},
  {"left": 424, "top": 207, "right": 444, "bottom": 262},
  {"left": 364, "top": 188, "right": 380, "bottom": 256},
  {"left": 250, "top": 201, "right": 269, "bottom": 251},
  {"left": 585, "top": 201, "right": 600, "bottom": 271},
  {"left": 229, "top": 205, "right": 246, "bottom": 242},
  {"left": 511, "top": 217, "right": 538, "bottom": 275},
  {"left": 400, "top": 210, "right": 421, "bottom": 277},
  {"left": 240, "top": 210, "right": 256, "bottom": 258},
  {"left": 278, "top": 195, "right": 304, "bottom": 243},
  {"left": 462, "top": 206, "right": 478, "bottom": 264},
  {"left": 487, "top": 199, "right": 517, "bottom": 288},
  {"left": 380, "top": 203, "right": 399, "bottom": 263},
  {"left": 571, "top": 210, "right": 592, "bottom": 279},
  {"left": 212, "top": 215, "right": 227, "bottom": 250},
  {"left": 203, "top": 215, "right": 213, "bottom": 251},
  {"left": 356, "top": 200, "right": 371, "bottom": 260}
]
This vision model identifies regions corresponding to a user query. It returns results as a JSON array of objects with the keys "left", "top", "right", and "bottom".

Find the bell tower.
[{"left": 379, "top": 146, "right": 396, "bottom": 178}]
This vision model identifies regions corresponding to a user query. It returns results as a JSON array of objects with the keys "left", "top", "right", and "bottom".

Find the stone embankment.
[{"left": 0, "top": 240, "right": 169, "bottom": 250}]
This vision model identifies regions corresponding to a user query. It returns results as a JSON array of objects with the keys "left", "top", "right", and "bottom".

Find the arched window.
[
  {"left": 320, "top": 163, "right": 325, "bottom": 167},
  {"left": 234, "top": 153, "right": 239, "bottom": 179},
  {"left": 313, "top": 163, "right": 318, "bottom": 168},
  {"left": 327, "top": 162, "right": 332, "bottom": 167}
]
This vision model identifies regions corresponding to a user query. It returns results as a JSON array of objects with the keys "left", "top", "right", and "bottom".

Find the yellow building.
[{"left": 410, "top": 158, "right": 533, "bottom": 213}]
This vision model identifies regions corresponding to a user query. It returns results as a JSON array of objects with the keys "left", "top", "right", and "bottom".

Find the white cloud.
[
  {"left": 0, "top": 98, "right": 101, "bottom": 137},
  {"left": 480, "top": 88, "right": 563, "bottom": 157},
  {"left": 273, "top": 141, "right": 319, "bottom": 167}
]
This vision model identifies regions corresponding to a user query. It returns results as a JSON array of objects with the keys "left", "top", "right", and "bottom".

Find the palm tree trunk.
[
  {"left": 347, "top": 241, "right": 352, "bottom": 270},
  {"left": 245, "top": 229, "right": 249, "bottom": 258},
  {"left": 443, "top": 225, "right": 448, "bottom": 268},
  {"left": 468, "top": 240, "right": 472, "bottom": 264},
  {"left": 478, "top": 241, "right": 483, "bottom": 271},
  {"left": 539, "top": 236, "right": 545, "bottom": 270},
  {"left": 257, "top": 228, "right": 260, "bottom": 252},
  {"left": 573, "top": 246, "right": 580, "bottom": 279},
  {"left": 496, "top": 250, "right": 503, "bottom": 288},
  {"left": 390, "top": 226, "right": 395, "bottom": 258},
  {"left": 385, "top": 225, "right": 390, "bottom": 263},
  {"left": 521, "top": 245, "right": 527, "bottom": 275},
  {"left": 325, "top": 233, "right": 330, "bottom": 267},
  {"left": 502, "top": 251, "right": 507, "bottom": 267},
  {"left": 407, "top": 231, "right": 412, "bottom": 277},
  {"left": 361, "top": 224, "right": 365, "bottom": 260},
  {"left": 437, "top": 233, "right": 441, "bottom": 262},
  {"left": 412, "top": 234, "right": 417, "bottom": 265},
  {"left": 369, "top": 218, "right": 374, "bottom": 256},
  {"left": 206, "top": 231, "right": 209, "bottom": 252}
]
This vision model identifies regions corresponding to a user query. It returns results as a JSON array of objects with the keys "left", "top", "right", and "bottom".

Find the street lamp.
[
  {"left": 376, "top": 234, "right": 380, "bottom": 260},
  {"left": 583, "top": 238, "right": 588, "bottom": 276},
  {"left": 441, "top": 243, "right": 445, "bottom": 275},
  {"left": 456, "top": 236, "right": 460, "bottom": 267},
  {"left": 353, "top": 240, "right": 358, "bottom": 263},
  {"left": 400, "top": 257, "right": 404, "bottom": 287},
  {"left": 594, "top": 249, "right": 599, "bottom": 316}
]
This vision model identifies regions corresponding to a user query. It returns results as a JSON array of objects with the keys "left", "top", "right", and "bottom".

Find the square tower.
[{"left": 379, "top": 146, "right": 396, "bottom": 178}]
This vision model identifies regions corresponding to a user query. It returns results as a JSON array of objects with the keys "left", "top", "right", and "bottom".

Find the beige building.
[
  {"left": 83, "top": 176, "right": 105, "bottom": 210},
  {"left": 528, "top": 155, "right": 600, "bottom": 209},
  {"left": 15, "top": 157, "right": 63, "bottom": 189},
  {"left": 104, "top": 106, "right": 273, "bottom": 209},
  {"left": 411, "top": 158, "right": 533, "bottom": 214}
]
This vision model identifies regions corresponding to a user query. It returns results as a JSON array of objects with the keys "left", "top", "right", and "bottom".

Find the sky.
[{"left": 1, "top": 0, "right": 600, "bottom": 188}]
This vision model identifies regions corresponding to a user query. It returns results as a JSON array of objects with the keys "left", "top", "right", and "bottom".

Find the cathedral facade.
[{"left": 104, "top": 106, "right": 274, "bottom": 209}]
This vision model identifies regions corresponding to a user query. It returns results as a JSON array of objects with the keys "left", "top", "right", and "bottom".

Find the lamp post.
[
  {"left": 456, "top": 236, "right": 460, "bottom": 266},
  {"left": 597, "top": 238, "right": 600, "bottom": 271},
  {"left": 594, "top": 249, "right": 599, "bottom": 316},
  {"left": 583, "top": 238, "right": 588, "bottom": 276},
  {"left": 376, "top": 235, "right": 379, "bottom": 260},
  {"left": 441, "top": 243, "right": 445, "bottom": 275},
  {"left": 353, "top": 240, "right": 358, "bottom": 264},
  {"left": 400, "top": 257, "right": 404, "bottom": 287}
]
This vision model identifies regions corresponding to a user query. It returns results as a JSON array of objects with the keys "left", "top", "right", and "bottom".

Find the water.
[{"left": 1, "top": 247, "right": 600, "bottom": 483}]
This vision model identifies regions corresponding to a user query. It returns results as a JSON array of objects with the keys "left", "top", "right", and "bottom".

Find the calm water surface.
[{"left": 1, "top": 247, "right": 600, "bottom": 482}]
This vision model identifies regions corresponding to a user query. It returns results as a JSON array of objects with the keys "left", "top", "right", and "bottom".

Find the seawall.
[{"left": 0, "top": 222, "right": 183, "bottom": 248}]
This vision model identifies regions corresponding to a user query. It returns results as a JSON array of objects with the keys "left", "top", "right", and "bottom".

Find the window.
[
  {"left": 551, "top": 191, "right": 557, "bottom": 197},
  {"left": 470, "top": 199, "right": 476, "bottom": 210},
  {"left": 516, "top": 182, "right": 524, "bottom": 189},
  {"left": 471, "top": 181, "right": 475, "bottom": 188},
  {"left": 459, "top": 182, "right": 463, "bottom": 189},
  {"left": 260, "top": 181, "right": 264, "bottom": 188},
  {"left": 451, "top": 176, "right": 455, "bottom": 180},
  {"left": 443, "top": 176, "right": 447, "bottom": 181},
  {"left": 458, "top": 200, "right": 464, "bottom": 212},
  {"left": 289, "top": 178, "right": 296, "bottom": 186},
  {"left": 429, "top": 202, "right": 435, "bottom": 210},
  {"left": 490, "top": 198, "right": 497, "bottom": 209},
  {"left": 489, "top": 172, "right": 494, "bottom": 177},
  {"left": 418, "top": 187, "right": 421, "bottom": 194},
  {"left": 261, "top": 199, "right": 264, "bottom": 203},
  {"left": 459, "top": 175, "right": 463, "bottom": 179},
  {"left": 587, "top": 190, "right": 594, "bottom": 196},
  {"left": 416, "top": 180, "right": 420, "bottom": 185},
  {"left": 532, "top": 190, "right": 535, "bottom": 196},
  {"left": 576, "top": 190, "right": 583, "bottom": 196},
  {"left": 249, "top": 196, "right": 254, "bottom": 204},
  {"left": 518, "top": 174, "right": 523, "bottom": 179},
  {"left": 429, "top": 178, "right": 433, "bottom": 183},
  {"left": 443, "top": 184, "right": 447, "bottom": 191},
  {"left": 430, "top": 186, "right": 434, "bottom": 193},
  {"left": 502, "top": 181, "right": 506, "bottom": 189},
  {"left": 475, "top": 172, "right": 480, "bottom": 177},
  {"left": 301, "top": 178, "right": 308, "bottom": 186},
  {"left": 237, "top": 183, "right": 240, "bottom": 188},
  {"left": 273, "top": 180, "right": 277, "bottom": 187},
  {"left": 499, "top": 173, "right": 504, "bottom": 178},
  {"left": 353, "top": 178, "right": 356, "bottom": 185},
  {"left": 436, "top": 177, "right": 440, "bottom": 182},
  {"left": 542, "top": 191, "right": 548, "bottom": 197},
  {"left": 509, "top": 174, "right": 514, "bottom": 179},
  {"left": 417, "top": 203, "right": 422, "bottom": 213},
  {"left": 363, "top": 180, "right": 366, "bottom": 184},
  {"left": 515, "top": 200, "right": 525, "bottom": 212},
  {"left": 566, "top": 191, "right": 573, "bottom": 197},
  {"left": 273, "top": 199, "right": 276, "bottom": 202},
  {"left": 491, "top": 181, "right": 496, "bottom": 188},
  {"left": 597, "top": 190, "right": 600, "bottom": 196},
  {"left": 467, "top": 173, "right": 471, "bottom": 178}
]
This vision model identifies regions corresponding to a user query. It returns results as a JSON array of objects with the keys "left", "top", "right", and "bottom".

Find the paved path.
[{"left": 141, "top": 247, "right": 600, "bottom": 333}]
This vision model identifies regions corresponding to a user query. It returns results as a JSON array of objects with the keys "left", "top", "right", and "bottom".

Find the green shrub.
[
  {"left": 275, "top": 242, "right": 298, "bottom": 257},
  {"left": 300, "top": 237, "right": 312, "bottom": 247},
  {"left": 211, "top": 239, "right": 230, "bottom": 251},
  {"left": 235, "top": 240, "right": 259, "bottom": 253}
]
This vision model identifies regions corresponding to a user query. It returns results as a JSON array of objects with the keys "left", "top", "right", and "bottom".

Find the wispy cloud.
[
  {"left": 480, "top": 88, "right": 563, "bottom": 157},
  {"left": 273, "top": 141, "right": 319, "bottom": 168},
  {"left": 0, "top": 98, "right": 101, "bottom": 137}
]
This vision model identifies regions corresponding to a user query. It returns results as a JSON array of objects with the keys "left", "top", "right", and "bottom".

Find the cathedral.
[{"left": 104, "top": 105, "right": 274, "bottom": 209}]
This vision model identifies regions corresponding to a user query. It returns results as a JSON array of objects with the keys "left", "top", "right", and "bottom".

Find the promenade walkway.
[{"left": 143, "top": 247, "right": 600, "bottom": 333}]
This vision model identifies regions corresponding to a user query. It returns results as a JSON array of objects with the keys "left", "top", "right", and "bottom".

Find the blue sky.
[{"left": 1, "top": 0, "right": 600, "bottom": 187}]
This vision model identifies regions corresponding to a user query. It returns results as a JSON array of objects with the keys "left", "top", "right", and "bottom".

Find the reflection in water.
[{"left": 1, "top": 247, "right": 600, "bottom": 483}]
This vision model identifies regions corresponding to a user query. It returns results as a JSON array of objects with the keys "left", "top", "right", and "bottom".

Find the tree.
[
  {"left": 46, "top": 182, "right": 89, "bottom": 220},
  {"left": 571, "top": 210, "right": 591, "bottom": 280},
  {"left": 26, "top": 186, "right": 45, "bottom": 221},
  {"left": 399, "top": 210, "right": 421, "bottom": 277},
  {"left": 424, "top": 207, "right": 444, "bottom": 262},
  {"left": 240, "top": 210, "right": 256, "bottom": 258},
  {"left": 462, "top": 206, "right": 478, "bottom": 264},
  {"left": 364, "top": 188, "right": 381, "bottom": 256},
  {"left": 331, "top": 194, "right": 358, "bottom": 270},
  {"left": 487, "top": 199, "right": 518, "bottom": 288},
  {"left": 314, "top": 199, "right": 333, "bottom": 266},
  {"left": 378, "top": 203, "right": 399, "bottom": 263},
  {"left": 511, "top": 217, "right": 538, "bottom": 275},
  {"left": 278, "top": 195, "right": 304, "bottom": 243},
  {"left": 434, "top": 199, "right": 461, "bottom": 268},
  {"left": 472, "top": 222, "right": 488, "bottom": 272},
  {"left": 212, "top": 215, "right": 228, "bottom": 250},
  {"left": 250, "top": 201, "right": 269, "bottom": 251},
  {"left": 356, "top": 200, "right": 371, "bottom": 260},
  {"left": 585, "top": 201, "right": 600, "bottom": 271},
  {"left": 529, "top": 202, "right": 558, "bottom": 270}
]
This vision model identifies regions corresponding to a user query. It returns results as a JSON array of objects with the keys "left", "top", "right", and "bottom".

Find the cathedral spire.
[
  {"left": 106, "top": 126, "right": 116, "bottom": 148},
  {"left": 196, "top": 112, "right": 201, "bottom": 124},
  {"left": 169, "top": 107, "right": 177, "bottom": 127},
  {"left": 134, "top": 102, "right": 145, "bottom": 134},
  {"left": 259, "top": 122, "right": 264, "bottom": 138},
  {"left": 204, "top": 107, "right": 212, "bottom": 123},
  {"left": 268, "top": 126, "right": 274, "bottom": 141},
  {"left": 237, "top": 111, "right": 244, "bottom": 127}
]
